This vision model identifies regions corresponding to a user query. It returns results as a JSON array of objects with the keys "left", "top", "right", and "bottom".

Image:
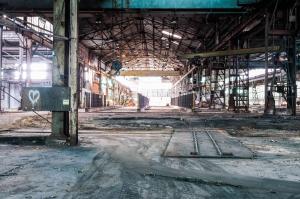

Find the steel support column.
[
  {"left": 264, "top": 13, "right": 270, "bottom": 114},
  {"left": 0, "top": 25, "right": 2, "bottom": 112},
  {"left": 228, "top": 55, "right": 249, "bottom": 112},
  {"left": 286, "top": 1, "right": 299, "bottom": 116},
  {"left": 25, "top": 38, "right": 32, "bottom": 86},
  {"left": 18, "top": 35, "right": 24, "bottom": 67},
  {"left": 68, "top": 0, "right": 79, "bottom": 145},
  {"left": 286, "top": 36, "right": 297, "bottom": 115},
  {"left": 52, "top": 0, "right": 68, "bottom": 139}
]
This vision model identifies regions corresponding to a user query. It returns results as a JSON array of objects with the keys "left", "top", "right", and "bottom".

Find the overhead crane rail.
[{"left": 182, "top": 46, "right": 281, "bottom": 59}]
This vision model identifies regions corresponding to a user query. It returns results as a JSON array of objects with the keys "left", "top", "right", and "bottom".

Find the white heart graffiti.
[{"left": 28, "top": 90, "right": 40, "bottom": 108}]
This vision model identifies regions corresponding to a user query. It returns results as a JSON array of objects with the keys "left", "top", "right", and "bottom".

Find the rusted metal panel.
[
  {"left": 137, "top": 93, "right": 149, "bottom": 111},
  {"left": 21, "top": 87, "right": 70, "bottom": 111},
  {"left": 171, "top": 92, "right": 194, "bottom": 109}
]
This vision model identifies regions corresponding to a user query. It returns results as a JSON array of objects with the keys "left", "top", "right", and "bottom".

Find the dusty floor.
[{"left": 1, "top": 107, "right": 300, "bottom": 198}]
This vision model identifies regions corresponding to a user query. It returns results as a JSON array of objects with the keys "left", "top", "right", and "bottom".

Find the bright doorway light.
[{"left": 30, "top": 62, "right": 49, "bottom": 80}]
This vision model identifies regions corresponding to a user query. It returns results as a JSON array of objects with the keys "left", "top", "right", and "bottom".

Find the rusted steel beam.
[
  {"left": 182, "top": 46, "right": 280, "bottom": 59},
  {"left": 119, "top": 70, "right": 181, "bottom": 76}
]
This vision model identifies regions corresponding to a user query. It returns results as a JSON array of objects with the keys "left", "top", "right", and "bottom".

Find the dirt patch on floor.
[
  {"left": 13, "top": 114, "right": 52, "bottom": 129},
  {"left": 1, "top": 110, "right": 300, "bottom": 198},
  {"left": 228, "top": 128, "right": 300, "bottom": 137}
]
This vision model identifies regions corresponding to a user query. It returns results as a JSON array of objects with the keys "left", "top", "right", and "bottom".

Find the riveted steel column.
[
  {"left": 0, "top": 25, "right": 3, "bottom": 112},
  {"left": 68, "top": 0, "right": 79, "bottom": 145},
  {"left": 52, "top": 0, "right": 68, "bottom": 139}
]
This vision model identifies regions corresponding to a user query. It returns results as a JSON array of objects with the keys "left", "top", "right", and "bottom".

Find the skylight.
[{"left": 162, "top": 30, "right": 182, "bottom": 39}]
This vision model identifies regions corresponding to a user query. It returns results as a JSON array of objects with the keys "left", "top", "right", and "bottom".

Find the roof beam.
[
  {"left": 119, "top": 70, "right": 180, "bottom": 76},
  {"left": 182, "top": 46, "right": 281, "bottom": 59},
  {"left": 0, "top": 0, "right": 255, "bottom": 11}
]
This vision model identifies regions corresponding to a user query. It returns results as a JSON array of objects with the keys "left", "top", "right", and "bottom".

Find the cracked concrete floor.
[{"left": 1, "top": 110, "right": 300, "bottom": 198}]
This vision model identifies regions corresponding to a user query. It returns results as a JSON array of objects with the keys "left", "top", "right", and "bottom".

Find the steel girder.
[{"left": 0, "top": 0, "right": 257, "bottom": 11}]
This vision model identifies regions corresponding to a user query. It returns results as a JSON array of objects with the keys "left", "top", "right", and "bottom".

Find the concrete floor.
[{"left": 1, "top": 107, "right": 300, "bottom": 198}]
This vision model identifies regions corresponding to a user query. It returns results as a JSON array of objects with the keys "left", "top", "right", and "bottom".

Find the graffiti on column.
[{"left": 28, "top": 90, "right": 40, "bottom": 108}]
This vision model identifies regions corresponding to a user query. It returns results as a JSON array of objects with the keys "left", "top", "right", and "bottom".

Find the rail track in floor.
[{"left": 163, "top": 128, "right": 254, "bottom": 159}]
